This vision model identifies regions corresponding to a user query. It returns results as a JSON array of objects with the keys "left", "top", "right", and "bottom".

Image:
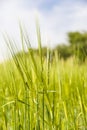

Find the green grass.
[{"left": 0, "top": 25, "right": 87, "bottom": 130}]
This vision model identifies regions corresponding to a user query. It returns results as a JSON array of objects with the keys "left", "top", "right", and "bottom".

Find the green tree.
[
  {"left": 55, "top": 44, "right": 72, "bottom": 60},
  {"left": 68, "top": 32, "right": 87, "bottom": 62}
]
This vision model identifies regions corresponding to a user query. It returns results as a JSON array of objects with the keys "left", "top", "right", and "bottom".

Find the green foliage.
[
  {"left": 68, "top": 32, "right": 87, "bottom": 62},
  {"left": 0, "top": 54, "right": 87, "bottom": 129},
  {"left": 14, "top": 31, "right": 87, "bottom": 62},
  {"left": 68, "top": 32, "right": 83, "bottom": 45},
  {"left": 51, "top": 32, "right": 87, "bottom": 62},
  {"left": 54, "top": 44, "right": 72, "bottom": 60},
  {"left": 0, "top": 25, "right": 87, "bottom": 129}
]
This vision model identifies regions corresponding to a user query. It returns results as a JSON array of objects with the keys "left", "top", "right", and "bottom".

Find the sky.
[{"left": 0, "top": 0, "right": 87, "bottom": 61}]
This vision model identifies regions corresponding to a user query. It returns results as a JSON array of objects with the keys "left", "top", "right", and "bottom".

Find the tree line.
[
  {"left": 16, "top": 31, "right": 87, "bottom": 62},
  {"left": 43, "top": 32, "right": 87, "bottom": 62}
]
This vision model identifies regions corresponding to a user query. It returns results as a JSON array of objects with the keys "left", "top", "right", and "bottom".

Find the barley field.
[{"left": 0, "top": 25, "right": 87, "bottom": 130}]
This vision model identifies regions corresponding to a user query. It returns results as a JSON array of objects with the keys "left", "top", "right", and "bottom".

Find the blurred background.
[{"left": 0, "top": 0, "right": 87, "bottom": 62}]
